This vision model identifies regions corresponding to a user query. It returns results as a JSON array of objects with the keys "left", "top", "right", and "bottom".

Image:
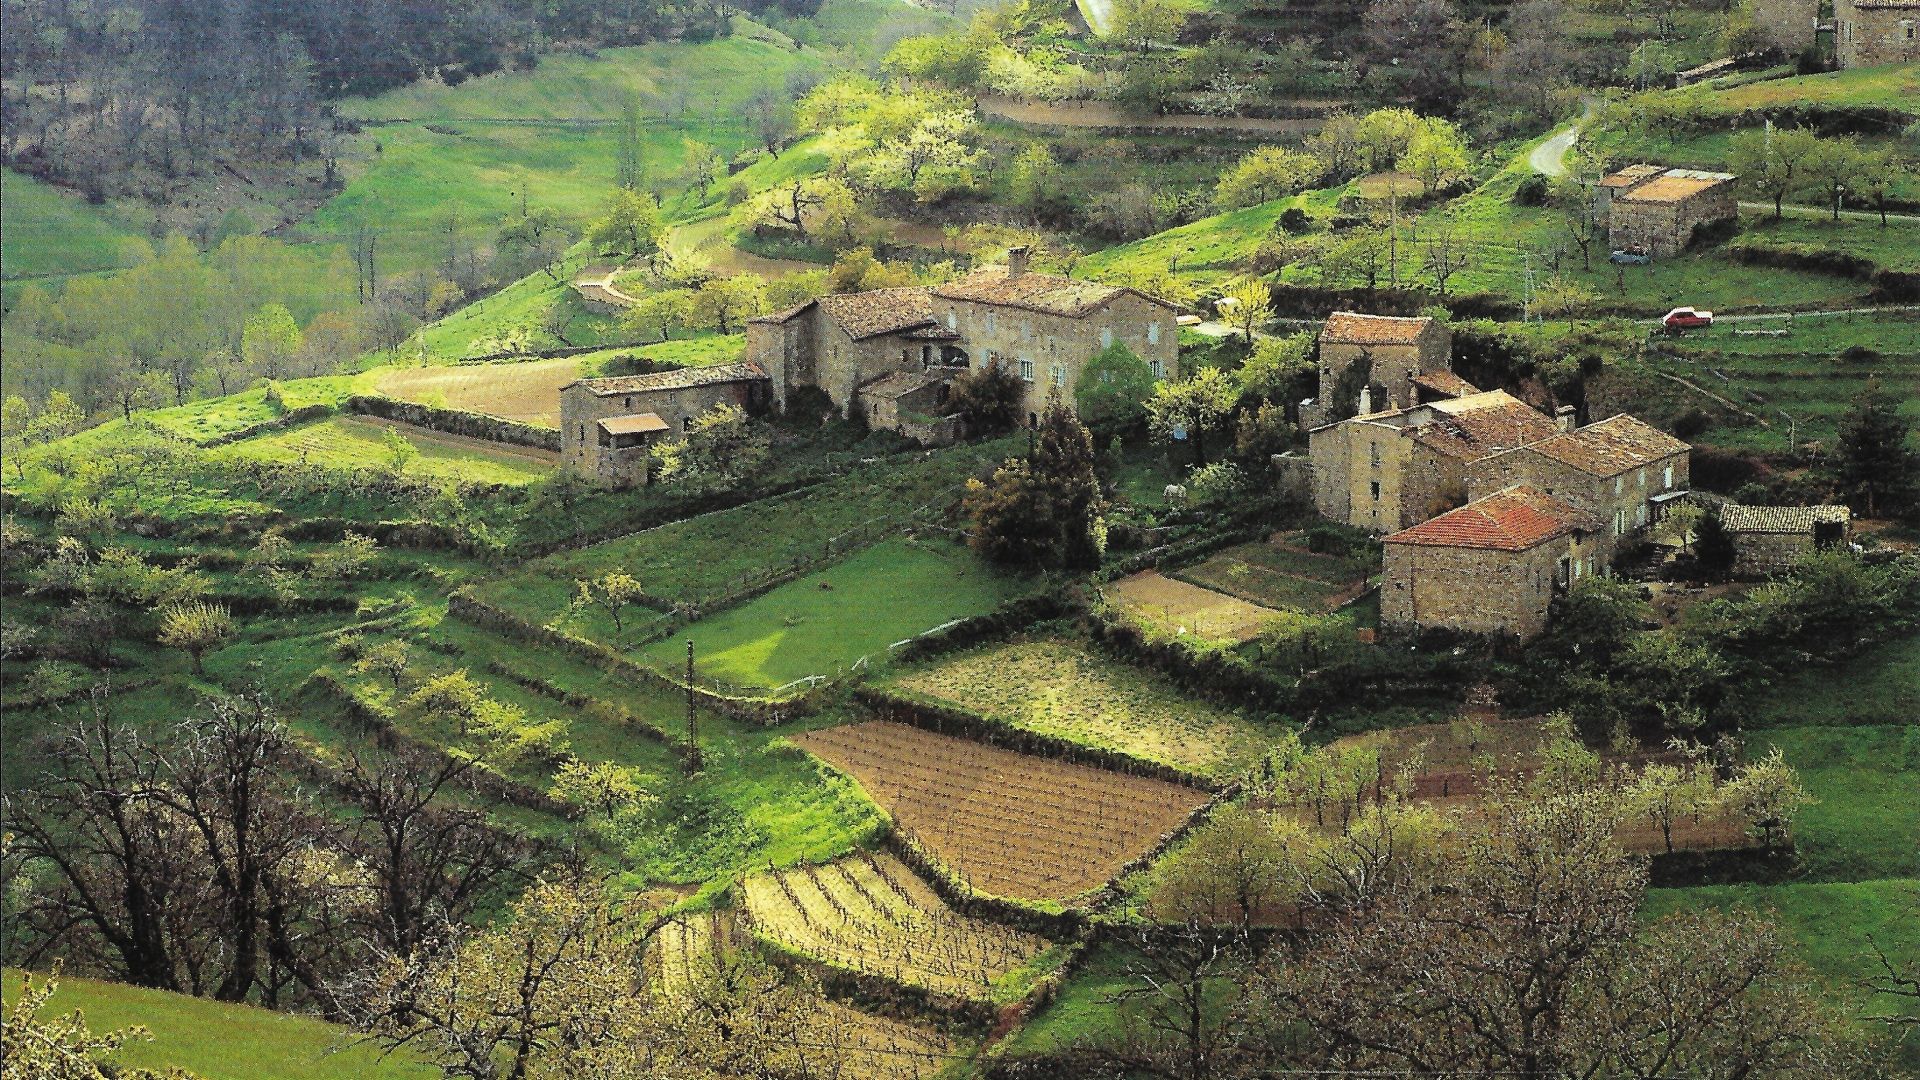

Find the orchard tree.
[
  {"left": 651, "top": 403, "right": 770, "bottom": 491},
  {"left": 1148, "top": 367, "right": 1240, "bottom": 465},
  {"left": 379, "top": 426, "right": 417, "bottom": 477},
  {"left": 1729, "top": 126, "right": 1821, "bottom": 219},
  {"left": 575, "top": 573, "right": 648, "bottom": 633},
  {"left": 2, "top": 395, "right": 32, "bottom": 479},
  {"left": 1220, "top": 277, "right": 1273, "bottom": 342},
  {"left": 353, "top": 639, "right": 412, "bottom": 688},
  {"left": 1110, "top": 0, "right": 1189, "bottom": 50},
  {"left": 586, "top": 189, "right": 666, "bottom": 264},
  {"left": 1213, "top": 146, "right": 1323, "bottom": 211},
  {"left": 0, "top": 967, "right": 155, "bottom": 1080},
  {"left": 241, "top": 303, "right": 302, "bottom": 383},
  {"left": 1805, "top": 136, "right": 1862, "bottom": 222},
  {"left": 1398, "top": 117, "right": 1470, "bottom": 195},
  {"left": 156, "top": 600, "right": 234, "bottom": 675}
]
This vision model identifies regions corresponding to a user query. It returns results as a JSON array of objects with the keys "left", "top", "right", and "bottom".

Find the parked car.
[
  {"left": 1662, "top": 307, "right": 1714, "bottom": 331},
  {"left": 1609, "top": 247, "right": 1651, "bottom": 265}
]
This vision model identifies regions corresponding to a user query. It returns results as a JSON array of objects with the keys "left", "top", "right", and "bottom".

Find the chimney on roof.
[
  {"left": 1007, "top": 245, "right": 1030, "bottom": 277},
  {"left": 1555, "top": 405, "right": 1577, "bottom": 433},
  {"left": 1358, "top": 385, "right": 1373, "bottom": 415}
]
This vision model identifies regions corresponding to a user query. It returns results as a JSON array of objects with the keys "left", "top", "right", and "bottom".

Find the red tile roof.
[
  {"left": 1321, "top": 311, "right": 1437, "bottom": 346},
  {"left": 1412, "top": 371, "right": 1480, "bottom": 398},
  {"left": 1411, "top": 399, "right": 1562, "bottom": 461},
  {"left": 1523, "top": 413, "right": 1689, "bottom": 477},
  {"left": 1385, "top": 486, "right": 1588, "bottom": 551}
]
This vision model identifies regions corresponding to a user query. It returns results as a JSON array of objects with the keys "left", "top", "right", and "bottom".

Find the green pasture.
[
  {"left": 643, "top": 537, "right": 1026, "bottom": 688},
  {"left": 1752, "top": 724, "right": 1920, "bottom": 882},
  {"left": 144, "top": 376, "right": 376, "bottom": 443},
  {"left": 211, "top": 416, "right": 555, "bottom": 486},
  {"left": 1749, "top": 631, "right": 1920, "bottom": 729},
  {"left": 1, "top": 969, "right": 437, "bottom": 1080},
  {"left": 0, "top": 168, "right": 149, "bottom": 283},
  {"left": 1079, "top": 185, "right": 1352, "bottom": 287},
  {"left": 1655, "top": 64, "right": 1920, "bottom": 118}
]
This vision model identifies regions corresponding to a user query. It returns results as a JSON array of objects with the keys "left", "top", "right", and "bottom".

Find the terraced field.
[
  {"left": 1172, "top": 541, "right": 1371, "bottom": 612},
  {"left": 820, "top": 1002, "right": 962, "bottom": 1080},
  {"left": 646, "top": 909, "right": 733, "bottom": 997},
  {"left": 889, "top": 636, "right": 1272, "bottom": 780},
  {"left": 212, "top": 416, "right": 556, "bottom": 485},
  {"left": 1106, "top": 570, "right": 1283, "bottom": 642},
  {"left": 743, "top": 851, "right": 1051, "bottom": 1001},
  {"left": 794, "top": 721, "right": 1209, "bottom": 901}
]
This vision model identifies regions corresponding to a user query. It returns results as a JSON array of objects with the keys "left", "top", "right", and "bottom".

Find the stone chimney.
[
  {"left": 1555, "top": 405, "right": 1577, "bottom": 433},
  {"left": 1358, "top": 385, "right": 1373, "bottom": 415},
  {"left": 1007, "top": 245, "right": 1030, "bottom": 277}
]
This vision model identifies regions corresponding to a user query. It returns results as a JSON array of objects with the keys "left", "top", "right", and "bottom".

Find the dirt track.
[{"left": 977, "top": 95, "right": 1323, "bottom": 135}]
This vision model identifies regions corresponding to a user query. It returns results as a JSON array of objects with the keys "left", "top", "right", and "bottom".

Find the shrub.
[
  {"left": 1837, "top": 345, "right": 1882, "bottom": 364},
  {"left": 1277, "top": 207, "right": 1312, "bottom": 233},
  {"left": 1512, "top": 174, "right": 1550, "bottom": 206}
]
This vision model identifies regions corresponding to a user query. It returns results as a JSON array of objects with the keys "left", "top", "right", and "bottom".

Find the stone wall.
[
  {"left": 1837, "top": 0, "right": 1920, "bottom": 66},
  {"left": 559, "top": 378, "right": 762, "bottom": 485},
  {"left": 1732, "top": 531, "right": 1817, "bottom": 577},
  {"left": 1381, "top": 538, "right": 1568, "bottom": 639},
  {"left": 1609, "top": 187, "right": 1737, "bottom": 257},
  {"left": 941, "top": 291, "right": 1178, "bottom": 424},
  {"left": 1750, "top": 0, "right": 1820, "bottom": 54}
]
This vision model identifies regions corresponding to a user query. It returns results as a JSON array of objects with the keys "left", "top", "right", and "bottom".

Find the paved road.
[
  {"left": 1635, "top": 304, "right": 1920, "bottom": 327},
  {"left": 1077, "top": 0, "right": 1112, "bottom": 34},
  {"left": 1528, "top": 99, "right": 1598, "bottom": 178}
]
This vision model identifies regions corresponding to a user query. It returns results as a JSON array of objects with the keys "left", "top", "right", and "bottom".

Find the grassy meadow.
[
  {"left": 210, "top": 416, "right": 557, "bottom": 486},
  {"left": 0, "top": 168, "right": 150, "bottom": 284}
]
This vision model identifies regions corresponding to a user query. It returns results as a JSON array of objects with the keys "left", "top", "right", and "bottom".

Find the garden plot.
[
  {"left": 212, "top": 416, "right": 555, "bottom": 486},
  {"left": 819, "top": 1002, "right": 961, "bottom": 1080},
  {"left": 889, "top": 637, "right": 1272, "bottom": 781},
  {"left": 794, "top": 721, "right": 1209, "bottom": 901},
  {"left": 642, "top": 538, "right": 1025, "bottom": 690},
  {"left": 1106, "top": 570, "right": 1282, "bottom": 642},
  {"left": 375, "top": 355, "right": 582, "bottom": 426},
  {"left": 1172, "top": 540, "right": 1370, "bottom": 613},
  {"left": 742, "top": 851, "right": 1052, "bottom": 1002},
  {"left": 646, "top": 909, "right": 732, "bottom": 998}
]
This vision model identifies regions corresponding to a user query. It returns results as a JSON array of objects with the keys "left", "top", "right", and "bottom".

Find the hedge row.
[
  {"left": 342, "top": 395, "right": 561, "bottom": 452},
  {"left": 888, "top": 590, "right": 1073, "bottom": 666},
  {"left": 307, "top": 670, "right": 575, "bottom": 817},
  {"left": 198, "top": 403, "right": 338, "bottom": 447},
  {"left": 479, "top": 658, "right": 677, "bottom": 745},
  {"left": 450, "top": 338, "right": 660, "bottom": 365},
  {"left": 853, "top": 687, "right": 1221, "bottom": 792},
  {"left": 446, "top": 589, "right": 815, "bottom": 725},
  {"left": 1727, "top": 241, "right": 1877, "bottom": 280}
]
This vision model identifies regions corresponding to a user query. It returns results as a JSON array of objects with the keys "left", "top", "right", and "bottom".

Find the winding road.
[{"left": 1529, "top": 99, "right": 1598, "bottom": 178}]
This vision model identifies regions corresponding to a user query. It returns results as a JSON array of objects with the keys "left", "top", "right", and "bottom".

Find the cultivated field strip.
[
  {"left": 743, "top": 851, "right": 1049, "bottom": 1000},
  {"left": 644, "top": 909, "right": 731, "bottom": 998},
  {"left": 795, "top": 721, "right": 1209, "bottom": 900},
  {"left": 819, "top": 1001, "right": 960, "bottom": 1080}
]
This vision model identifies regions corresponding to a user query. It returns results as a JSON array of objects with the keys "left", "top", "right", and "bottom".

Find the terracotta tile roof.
[
  {"left": 565, "top": 360, "right": 767, "bottom": 396},
  {"left": 1321, "top": 311, "right": 1436, "bottom": 346},
  {"left": 597, "top": 413, "right": 669, "bottom": 436},
  {"left": 1719, "top": 504, "right": 1850, "bottom": 534},
  {"left": 858, "top": 371, "right": 943, "bottom": 401},
  {"left": 1523, "top": 414, "right": 1689, "bottom": 477},
  {"left": 1412, "top": 371, "right": 1480, "bottom": 398},
  {"left": 1618, "top": 172, "right": 1735, "bottom": 204},
  {"left": 1411, "top": 399, "right": 1562, "bottom": 461},
  {"left": 749, "top": 300, "right": 815, "bottom": 325},
  {"left": 1385, "top": 486, "right": 1589, "bottom": 551},
  {"left": 818, "top": 287, "right": 940, "bottom": 340},
  {"left": 932, "top": 266, "right": 1165, "bottom": 317},
  {"left": 1600, "top": 163, "right": 1666, "bottom": 189}
]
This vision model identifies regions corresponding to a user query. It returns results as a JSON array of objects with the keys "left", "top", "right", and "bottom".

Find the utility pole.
[{"left": 683, "top": 640, "right": 702, "bottom": 775}]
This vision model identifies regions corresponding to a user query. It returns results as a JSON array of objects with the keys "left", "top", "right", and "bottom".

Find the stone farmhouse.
[
  {"left": 1299, "top": 312, "right": 1456, "bottom": 429},
  {"left": 558, "top": 361, "right": 771, "bottom": 486},
  {"left": 1598, "top": 165, "right": 1737, "bottom": 258},
  {"left": 1836, "top": 0, "right": 1920, "bottom": 65},
  {"left": 1380, "top": 486, "right": 1602, "bottom": 640},
  {"left": 1309, "top": 389, "right": 1570, "bottom": 532},
  {"left": 1720, "top": 503, "right": 1852, "bottom": 577},
  {"left": 747, "top": 247, "right": 1182, "bottom": 435}
]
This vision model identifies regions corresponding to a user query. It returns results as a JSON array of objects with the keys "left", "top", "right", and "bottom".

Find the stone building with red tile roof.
[
  {"left": 1380, "top": 486, "right": 1603, "bottom": 639},
  {"left": 1301, "top": 312, "right": 1456, "bottom": 428},
  {"left": 558, "top": 361, "right": 771, "bottom": 485},
  {"left": 1465, "top": 412, "right": 1691, "bottom": 560},
  {"left": 1309, "top": 389, "right": 1570, "bottom": 532},
  {"left": 746, "top": 247, "right": 1181, "bottom": 433}
]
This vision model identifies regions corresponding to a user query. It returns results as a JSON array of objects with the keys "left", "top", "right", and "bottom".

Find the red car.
[{"left": 1662, "top": 307, "right": 1714, "bottom": 331}]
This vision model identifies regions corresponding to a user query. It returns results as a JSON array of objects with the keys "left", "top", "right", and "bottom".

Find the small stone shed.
[
  {"left": 1836, "top": 0, "right": 1920, "bottom": 66},
  {"left": 1599, "top": 166, "right": 1737, "bottom": 258},
  {"left": 1381, "top": 485, "right": 1600, "bottom": 641},
  {"left": 559, "top": 361, "right": 770, "bottom": 486},
  {"left": 1719, "top": 503, "right": 1852, "bottom": 577}
]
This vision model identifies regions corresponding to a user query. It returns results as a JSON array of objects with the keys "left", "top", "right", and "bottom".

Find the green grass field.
[
  {"left": 2, "top": 969, "right": 437, "bottom": 1080},
  {"left": 143, "top": 376, "right": 376, "bottom": 443},
  {"left": 211, "top": 416, "right": 555, "bottom": 485},
  {"left": 1750, "top": 632, "right": 1920, "bottom": 729},
  {"left": 1079, "top": 185, "right": 1352, "bottom": 288},
  {"left": 641, "top": 537, "right": 1027, "bottom": 688},
  {"left": 1753, "top": 724, "right": 1920, "bottom": 882},
  {"left": 0, "top": 168, "right": 150, "bottom": 283}
]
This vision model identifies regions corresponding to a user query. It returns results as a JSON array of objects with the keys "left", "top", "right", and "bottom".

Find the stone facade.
[
  {"left": 558, "top": 362, "right": 770, "bottom": 485},
  {"left": 1380, "top": 486, "right": 1600, "bottom": 640},
  {"left": 1600, "top": 166, "right": 1738, "bottom": 258},
  {"left": 747, "top": 249, "right": 1180, "bottom": 434},
  {"left": 1310, "top": 390, "right": 1566, "bottom": 533},
  {"left": 1836, "top": 0, "right": 1920, "bottom": 66},
  {"left": 1301, "top": 312, "right": 1453, "bottom": 428},
  {"left": 1720, "top": 503, "right": 1852, "bottom": 577},
  {"left": 1748, "top": 0, "right": 1821, "bottom": 55},
  {"left": 1465, "top": 413, "right": 1690, "bottom": 564}
]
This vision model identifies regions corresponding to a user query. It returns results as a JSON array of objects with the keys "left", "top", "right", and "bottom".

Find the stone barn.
[
  {"left": 747, "top": 248, "right": 1182, "bottom": 432},
  {"left": 1381, "top": 486, "right": 1601, "bottom": 641},
  {"left": 1301, "top": 312, "right": 1455, "bottom": 428},
  {"left": 1836, "top": 0, "right": 1920, "bottom": 65},
  {"left": 1747, "top": 0, "right": 1820, "bottom": 56},
  {"left": 1720, "top": 503, "right": 1852, "bottom": 577},
  {"left": 559, "top": 361, "right": 770, "bottom": 486},
  {"left": 1600, "top": 166, "right": 1738, "bottom": 258}
]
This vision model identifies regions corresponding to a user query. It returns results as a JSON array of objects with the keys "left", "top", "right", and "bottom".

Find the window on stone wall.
[
  {"left": 1664, "top": 464, "right": 1674, "bottom": 488},
  {"left": 1019, "top": 358, "right": 1035, "bottom": 382},
  {"left": 1370, "top": 442, "right": 1381, "bottom": 466},
  {"left": 1614, "top": 477, "right": 1624, "bottom": 495},
  {"left": 1150, "top": 360, "right": 1166, "bottom": 379},
  {"left": 1148, "top": 322, "right": 1161, "bottom": 345},
  {"left": 987, "top": 312, "right": 997, "bottom": 335},
  {"left": 1370, "top": 481, "right": 1381, "bottom": 501},
  {"left": 1051, "top": 364, "right": 1066, "bottom": 387}
]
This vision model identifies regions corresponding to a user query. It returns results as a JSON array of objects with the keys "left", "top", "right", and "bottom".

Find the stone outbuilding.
[
  {"left": 1301, "top": 312, "right": 1455, "bottom": 428},
  {"left": 1309, "top": 389, "right": 1567, "bottom": 532},
  {"left": 747, "top": 248, "right": 1181, "bottom": 433},
  {"left": 1599, "top": 165, "right": 1738, "bottom": 258},
  {"left": 1381, "top": 486, "right": 1601, "bottom": 641},
  {"left": 1719, "top": 503, "right": 1852, "bottom": 576},
  {"left": 1836, "top": 0, "right": 1920, "bottom": 65},
  {"left": 558, "top": 361, "right": 771, "bottom": 486},
  {"left": 1747, "top": 0, "right": 1821, "bottom": 56},
  {"left": 1466, "top": 413, "right": 1691, "bottom": 563}
]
